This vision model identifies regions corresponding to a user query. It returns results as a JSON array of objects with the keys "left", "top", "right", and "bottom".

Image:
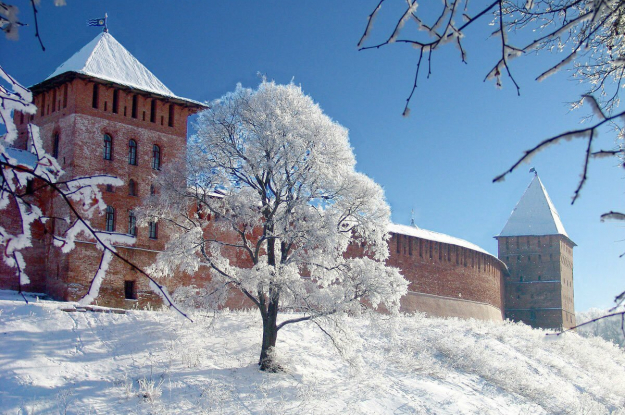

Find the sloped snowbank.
[{"left": 0, "top": 291, "right": 623, "bottom": 414}]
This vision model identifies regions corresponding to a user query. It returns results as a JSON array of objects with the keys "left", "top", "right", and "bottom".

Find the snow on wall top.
[
  {"left": 388, "top": 223, "right": 493, "bottom": 257},
  {"left": 45, "top": 32, "right": 195, "bottom": 103},
  {"left": 498, "top": 175, "right": 569, "bottom": 238}
]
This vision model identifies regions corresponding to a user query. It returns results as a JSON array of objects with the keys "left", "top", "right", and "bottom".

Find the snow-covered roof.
[
  {"left": 389, "top": 223, "right": 493, "bottom": 257},
  {"left": 498, "top": 175, "right": 570, "bottom": 239},
  {"left": 43, "top": 32, "right": 205, "bottom": 107}
]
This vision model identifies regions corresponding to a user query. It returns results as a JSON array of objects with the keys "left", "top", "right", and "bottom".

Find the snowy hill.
[{"left": 0, "top": 291, "right": 623, "bottom": 415}]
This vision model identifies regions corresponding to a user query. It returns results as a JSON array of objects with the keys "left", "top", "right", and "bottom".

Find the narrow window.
[
  {"left": 150, "top": 184, "right": 156, "bottom": 195},
  {"left": 20, "top": 112, "right": 24, "bottom": 124},
  {"left": 396, "top": 235, "right": 400, "bottom": 254},
  {"left": 408, "top": 237, "right": 412, "bottom": 256},
  {"left": 168, "top": 104, "right": 175, "bottom": 127},
  {"left": 128, "top": 211, "right": 137, "bottom": 236},
  {"left": 128, "top": 179, "right": 137, "bottom": 196},
  {"left": 150, "top": 99, "right": 156, "bottom": 123},
  {"left": 160, "top": 115, "right": 164, "bottom": 126},
  {"left": 124, "top": 280, "right": 136, "bottom": 300},
  {"left": 142, "top": 111, "right": 146, "bottom": 121},
  {"left": 152, "top": 145, "right": 161, "bottom": 170},
  {"left": 40, "top": 94, "right": 45, "bottom": 116},
  {"left": 52, "top": 133, "right": 60, "bottom": 158},
  {"left": 149, "top": 221, "right": 158, "bottom": 239},
  {"left": 112, "top": 90, "right": 119, "bottom": 114},
  {"left": 105, "top": 206, "right": 115, "bottom": 232},
  {"left": 63, "top": 84, "right": 68, "bottom": 108},
  {"left": 92, "top": 84, "right": 99, "bottom": 109},
  {"left": 104, "top": 101, "right": 108, "bottom": 112},
  {"left": 52, "top": 88, "right": 57, "bottom": 112},
  {"left": 132, "top": 95, "right": 138, "bottom": 118},
  {"left": 103, "top": 134, "right": 113, "bottom": 160},
  {"left": 106, "top": 184, "right": 114, "bottom": 193},
  {"left": 128, "top": 139, "right": 137, "bottom": 165}
]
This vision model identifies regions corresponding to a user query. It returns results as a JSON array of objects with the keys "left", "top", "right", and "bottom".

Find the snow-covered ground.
[{"left": 0, "top": 291, "right": 623, "bottom": 415}]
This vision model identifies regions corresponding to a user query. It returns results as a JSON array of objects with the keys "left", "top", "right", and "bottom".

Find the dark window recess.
[
  {"left": 132, "top": 95, "right": 138, "bottom": 118},
  {"left": 63, "top": 84, "right": 68, "bottom": 108},
  {"left": 106, "top": 184, "right": 114, "bottom": 193},
  {"left": 128, "top": 139, "right": 137, "bottom": 165},
  {"left": 104, "top": 102, "right": 108, "bottom": 112},
  {"left": 152, "top": 145, "right": 161, "bottom": 170},
  {"left": 103, "top": 134, "right": 113, "bottom": 160},
  {"left": 105, "top": 206, "right": 115, "bottom": 232},
  {"left": 128, "top": 179, "right": 137, "bottom": 196},
  {"left": 149, "top": 221, "right": 158, "bottom": 239},
  {"left": 168, "top": 104, "right": 175, "bottom": 127},
  {"left": 150, "top": 99, "right": 156, "bottom": 123},
  {"left": 40, "top": 94, "right": 45, "bottom": 116},
  {"left": 52, "top": 133, "right": 60, "bottom": 158},
  {"left": 124, "top": 280, "right": 136, "bottom": 300},
  {"left": 150, "top": 184, "right": 156, "bottom": 195},
  {"left": 128, "top": 211, "right": 137, "bottom": 236},
  {"left": 92, "top": 84, "right": 99, "bottom": 109},
  {"left": 52, "top": 89, "right": 57, "bottom": 112},
  {"left": 112, "top": 90, "right": 119, "bottom": 114}
]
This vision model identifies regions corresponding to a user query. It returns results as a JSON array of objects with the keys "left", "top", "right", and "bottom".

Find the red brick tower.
[
  {"left": 9, "top": 32, "right": 205, "bottom": 307},
  {"left": 496, "top": 174, "right": 576, "bottom": 330}
]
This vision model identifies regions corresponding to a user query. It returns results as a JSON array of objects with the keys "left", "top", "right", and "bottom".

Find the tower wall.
[{"left": 498, "top": 234, "right": 575, "bottom": 329}]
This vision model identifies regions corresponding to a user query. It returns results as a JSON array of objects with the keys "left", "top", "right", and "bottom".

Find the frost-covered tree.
[
  {"left": 359, "top": 0, "right": 625, "bottom": 317},
  {"left": 139, "top": 81, "right": 407, "bottom": 371}
]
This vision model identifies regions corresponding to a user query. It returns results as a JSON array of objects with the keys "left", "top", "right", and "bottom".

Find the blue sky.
[{"left": 3, "top": 1, "right": 623, "bottom": 311}]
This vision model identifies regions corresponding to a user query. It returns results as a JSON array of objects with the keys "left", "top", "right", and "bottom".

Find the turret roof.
[
  {"left": 41, "top": 32, "right": 205, "bottom": 107},
  {"left": 498, "top": 175, "right": 572, "bottom": 241}
]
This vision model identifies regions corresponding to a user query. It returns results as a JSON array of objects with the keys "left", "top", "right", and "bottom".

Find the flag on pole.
[
  {"left": 529, "top": 167, "right": 537, "bottom": 174},
  {"left": 87, "top": 18, "right": 106, "bottom": 27}
]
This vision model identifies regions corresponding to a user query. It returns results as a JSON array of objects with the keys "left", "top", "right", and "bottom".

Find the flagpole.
[{"left": 104, "top": 13, "right": 108, "bottom": 33}]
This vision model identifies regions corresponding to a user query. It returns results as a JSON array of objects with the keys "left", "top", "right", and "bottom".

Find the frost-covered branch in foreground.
[{"left": 139, "top": 81, "right": 407, "bottom": 371}]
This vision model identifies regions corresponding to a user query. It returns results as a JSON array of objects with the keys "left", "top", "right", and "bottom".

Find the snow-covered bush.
[{"left": 576, "top": 307, "right": 625, "bottom": 348}]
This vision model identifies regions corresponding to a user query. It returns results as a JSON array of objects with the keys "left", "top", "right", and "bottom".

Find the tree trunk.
[{"left": 259, "top": 295, "right": 280, "bottom": 371}]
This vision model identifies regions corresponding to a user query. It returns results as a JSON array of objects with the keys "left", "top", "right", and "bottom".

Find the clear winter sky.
[{"left": 2, "top": 1, "right": 622, "bottom": 312}]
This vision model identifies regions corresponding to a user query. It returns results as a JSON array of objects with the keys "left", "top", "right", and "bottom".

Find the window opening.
[
  {"left": 103, "top": 134, "right": 113, "bottom": 160},
  {"left": 150, "top": 99, "right": 156, "bottom": 123},
  {"left": 105, "top": 206, "right": 115, "bottom": 232},
  {"left": 128, "top": 139, "right": 137, "bottom": 165},
  {"left": 128, "top": 179, "right": 137, "bottom": 196},
  {"left": 124, "top": 281, "right": 136, "bottom": 300},
  {"left": 52, "top": 133, "right": 60, "bottom": 158},
  {"left": 152, "top": 145, "right": 161, "bottom": 170},
  {"left": 92, "top": 84, "right": 99, "bottom": 109},
  {"left": 149, "top": 221, "right": 158, "bottom": 239},
  {"left": 132, "top": 95, "right": 138, "bottom": 118},
  {"left": 128, "top": 211, "right": 137, "bottom": 236},
  {"left": 112, "top": 90, "right": 119, "bottom": 114}
]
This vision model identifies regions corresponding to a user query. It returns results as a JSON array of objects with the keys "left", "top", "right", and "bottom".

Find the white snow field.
[{"left": 0, "top": 291, "right": 623, "bottom": 415}]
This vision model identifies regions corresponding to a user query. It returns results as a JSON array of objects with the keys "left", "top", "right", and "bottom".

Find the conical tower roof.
[
  {"left": 498, "top": 175, "right": 573, "bottom": 243},
  {"left": 35, "top": 32, "right": 205, "bottom": 107}
]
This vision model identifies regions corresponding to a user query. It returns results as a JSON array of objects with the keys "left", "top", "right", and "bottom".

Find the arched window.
[
  {"left": 168, "top": 104, "right": 175, "bottom": 127},
  {"left": 103, "top": 134, "right": 113, "bottom": 160},
  {"left": 128, "top": 211, "right": 137, "bottom": 236},
  {"left": 152, "top": 145, "right": 161, "bottom": 170},
  {"left": 105, "top": 206, "right": 115, "bottom": 232},
  {"left": 128, "top": 139, "right": 137, "bottom": 165},
  {"left": 128, "top": 179, "right": 137, "bottom": 196},
  {"left": 52, "top": 133, "right": 60, "bottom": 158},
  {"left": 148, "top": 220, "right": 158, "bottom": 239}
]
